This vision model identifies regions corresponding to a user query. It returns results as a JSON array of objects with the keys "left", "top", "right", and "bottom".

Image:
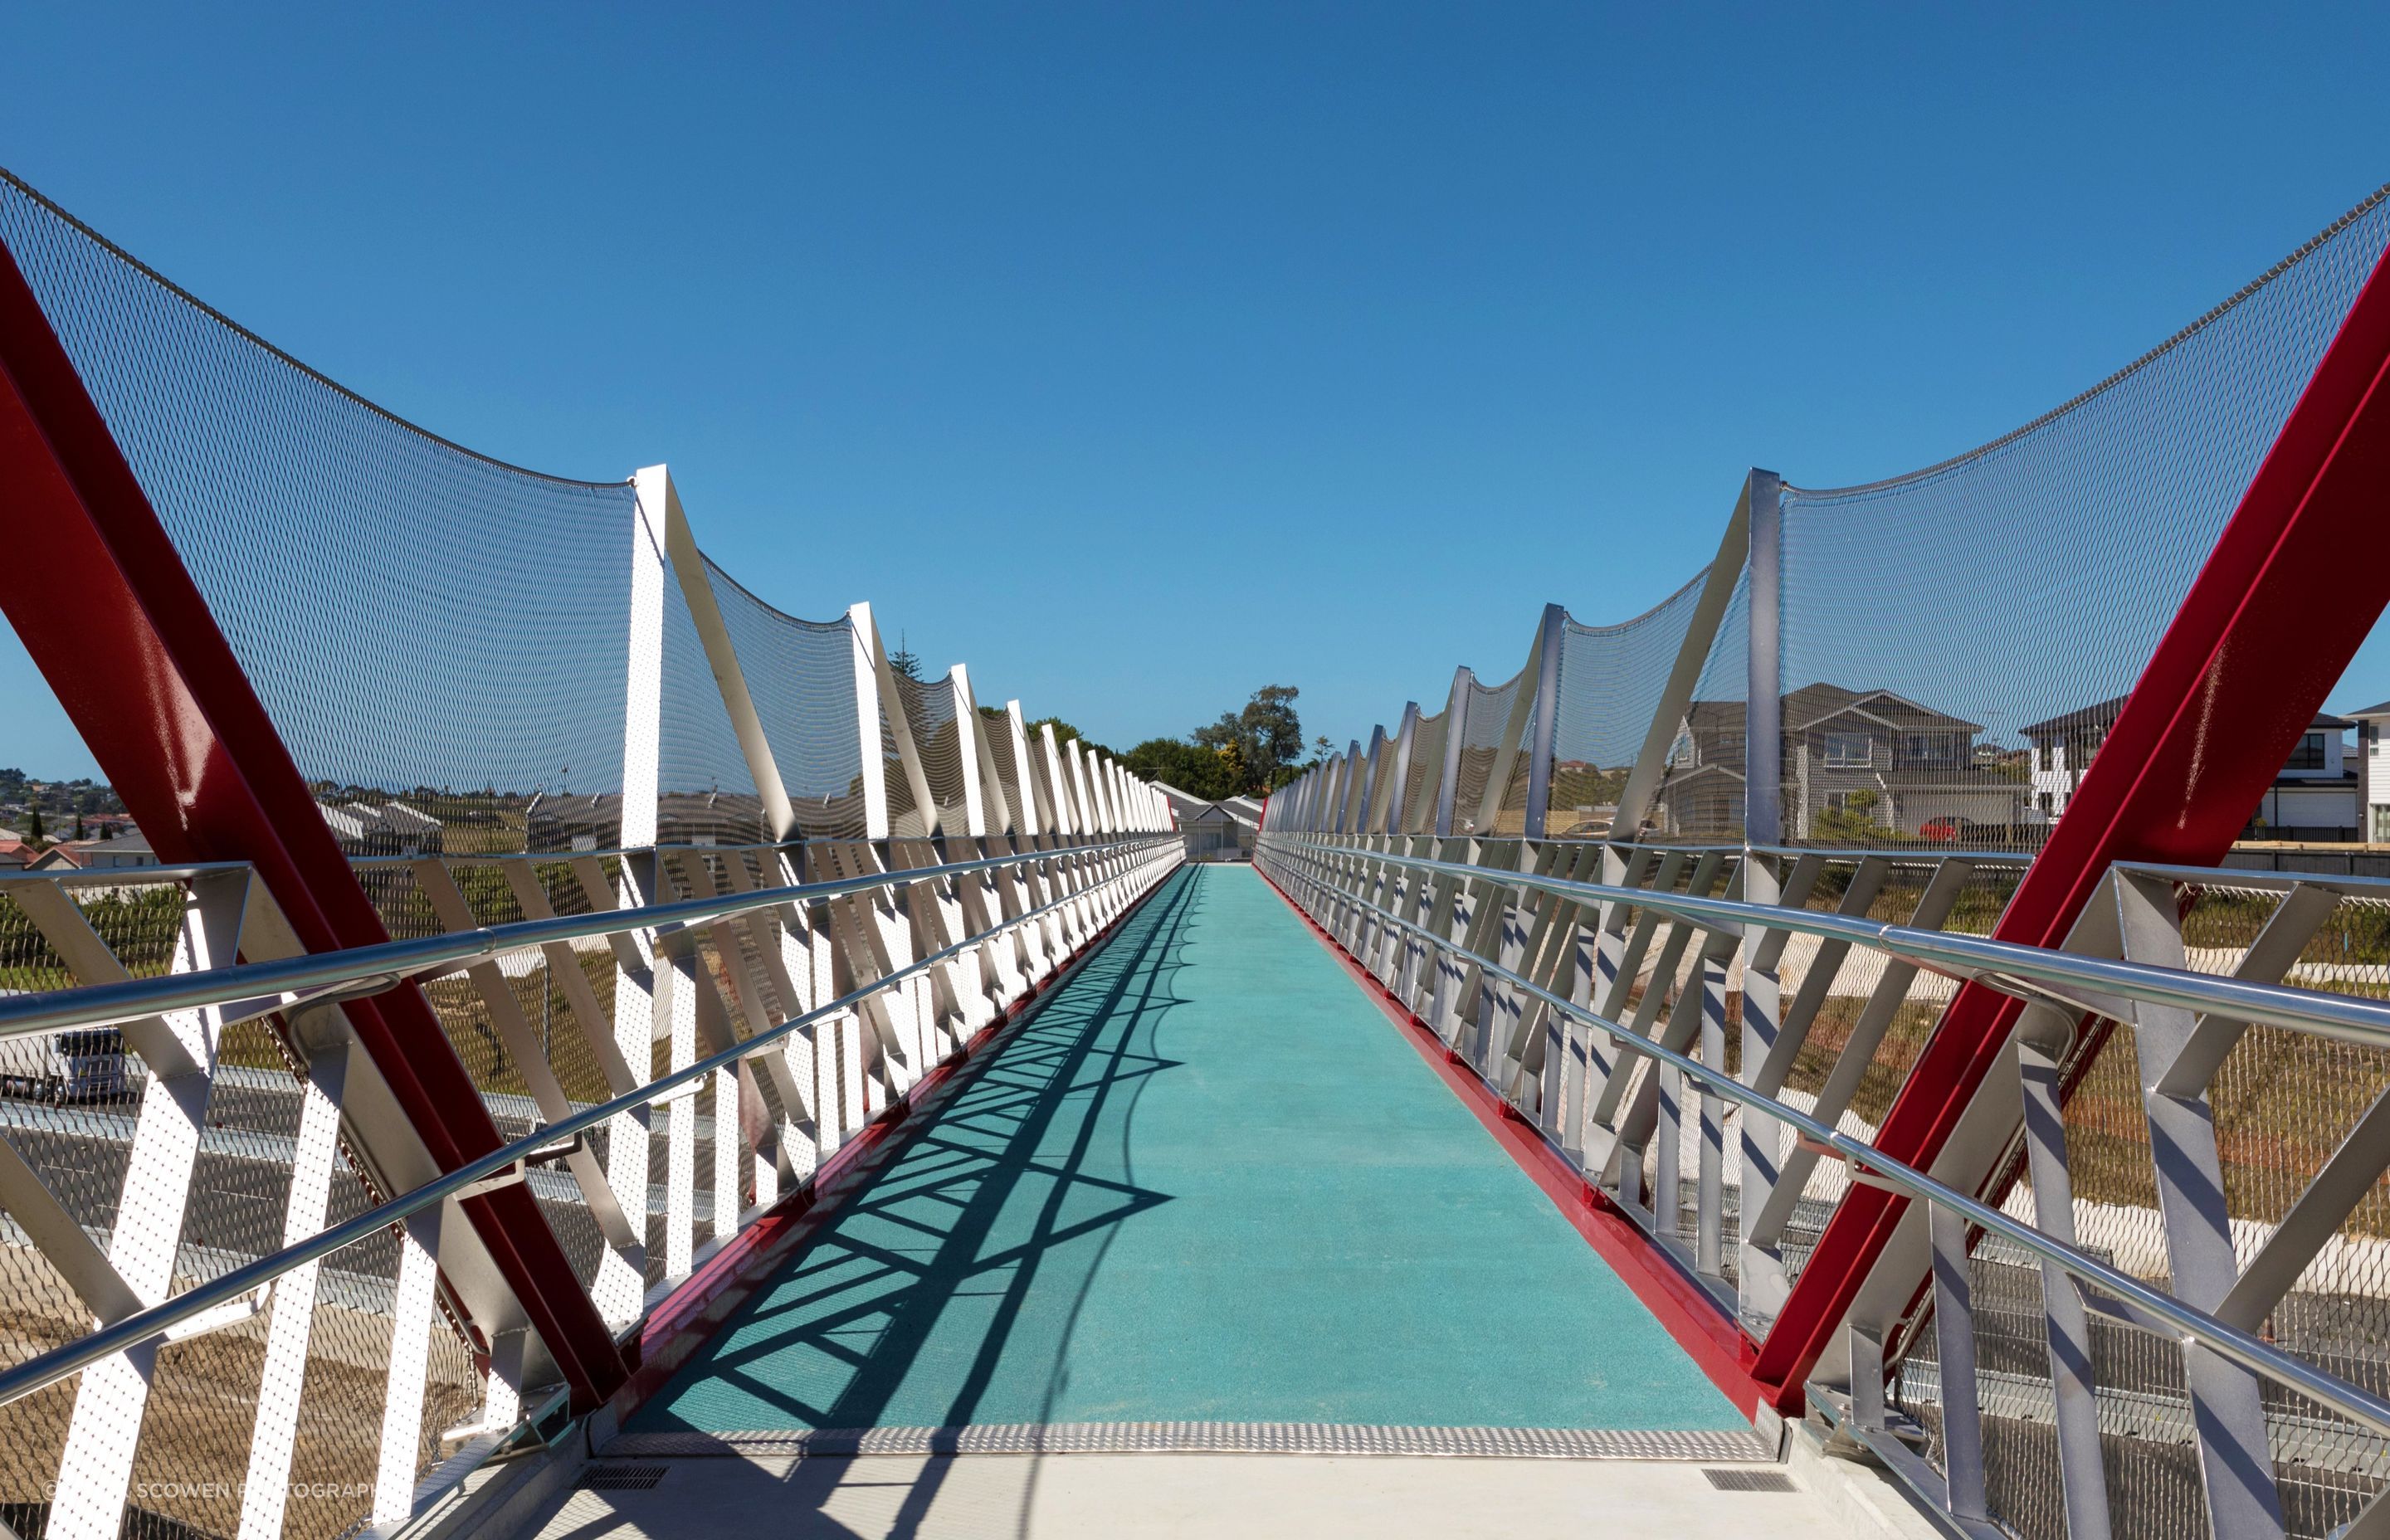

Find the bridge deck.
[
  {"left": 521, "top": 867, "right": 1879, "bottom": 1535},
  {"left": 626, "top": 865, "right": 1741, "bottom": 1445}
]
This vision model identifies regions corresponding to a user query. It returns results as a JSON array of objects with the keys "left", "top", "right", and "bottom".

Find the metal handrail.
[
  {"left": 1261, "top": 840, "right": 2390, "bottom": 1440},
  {"left": 0, "top": 842, "right": 1175, "bottom": 1411},
  {"left": 0, "top": 862, "right": 250, "bottom": 887},
  {"left": 336, "top": 832, "right": 1124, "bottom": 869},
  {"left": 0, "top": 836, "right": 1177, "bottom": 1041},
  {"left": 2117, "top": 859, "right": 2390, "bottom": 899},
  {"left": 1270, "top": 836, "right": 2390, "bottom": 1050},
  {"left": 1310, "top": 835, "right": 2045, "bottom": 867}
]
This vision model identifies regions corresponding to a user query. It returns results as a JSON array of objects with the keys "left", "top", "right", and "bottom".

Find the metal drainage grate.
[
  {"left": 1703, "top": 1468, "right": 1797, "bottom": 1493},
  {"left": 579, "top": 1464, "right": 669, "bottom": 1491},
  {"left": 605, "top": 1422, "right": 1777, "bottom": 1461}
]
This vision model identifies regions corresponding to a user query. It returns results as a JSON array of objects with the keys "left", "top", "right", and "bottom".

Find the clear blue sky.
[{"left": 5, "top": 2, "right": 2390, "bottom": 782}]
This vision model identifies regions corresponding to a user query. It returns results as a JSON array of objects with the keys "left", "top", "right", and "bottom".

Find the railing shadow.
[{"left": 618, "top": 865, "right": 1210, "bottom": 1538}]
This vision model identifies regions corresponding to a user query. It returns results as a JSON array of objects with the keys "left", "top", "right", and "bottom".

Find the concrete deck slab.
[{"left": 524, "top": 1451, "right": 1858, "bottom": 1540}]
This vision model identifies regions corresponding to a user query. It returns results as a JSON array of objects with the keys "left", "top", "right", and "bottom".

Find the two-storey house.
[
  {"left": 2027, "top": 699, "right": 2359, "bottom": 839},
  {"left": 1653, "top": 683, "right": 2023, "bottom": 840}
]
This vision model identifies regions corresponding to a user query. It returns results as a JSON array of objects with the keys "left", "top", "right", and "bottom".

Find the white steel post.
[
  {"left": 1522, "top": 602, "right": 1566, "bottom": 841},
  {"left": 371, "top": 1205, "right": 443, "bottom": 1526},
  {"left": 46, "top": 871, "right": 245, "bottom": 1540},
  {"left": 1744, "top": 470, "right": 1783, "bottom": 850},
  {"left": 1737, "top": 469, "right": 1786, "bottom": 1315},
  {"left": 1433, "top": 669, "right": 1471, "bottom": 838},
  {"left": 582, "top": 470, "right": 673, "bottom": 1324},
  {"left": 236, "top": 1041, "right": 350, "bottom": 1540}
]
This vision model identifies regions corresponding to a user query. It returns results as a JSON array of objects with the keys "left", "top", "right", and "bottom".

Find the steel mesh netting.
[
  {"left": 1032, "top": 735, "right": 1075, "bottom": 837},
  {"left": 894, "top": 673, "right": 969, "bottom": 837},
  {"left": 700, "top": 558, "right": 867, "bottom": 842},
  {"left": 1398, "top": 708, "right": 1446, "bottom": 834},
  {"left": 1642, "top": 570, "right": 1748, "bottom": 844},
  {"left": 1348, "top": 733, "right": 1388, "bottom": 836},
  {"left": 0, "top": 170, "right": 641, "bottom": 858},
  {"left": 659, "top": 570, "right": 768, "bottom": 849},
  {"left": 330, "top": 852, "right": 623, "bottom": 1299},
  {"left": 1774, "top": 187, "right": 2390, "bottom": 853},
  {"left": 1768, "top": 857, "right": 2026, "bottom": 1279},
  {"left": 1883, "top": 875, "right": 2390, "bottom": 1540},
  {"left": 1544, "top": 573, "right": 1707, "bottom": 841},
  {"left": 2023, "top": 880, "right": 2390, "bottom": 1534},
  {"left": 441, "top": 858, "right": 622, "bottom": 1287},
  {"left": 1450, "top": 670, "right": 1526, "bottom": 836},
  {"left": 880, "top": 686, "right": 925, "bottom": 841},
  {"left": 0, "top": 875, "right": 193, "bottom": 1517},
  {"left": 237, "top": 1220, "right": 466, "bottom": 1540},
  {"left": 982, "top": 709, "right": 1027, "bottom": 836},
  {"left": 0, "top": 1099, "right": 134, "bottom": 1522},
  {"left": 1896, "top": 1210, "right": 2387, "bottom": 1540},
  {"left": 646, "top": 847, "right": 793, "bottom": 1261}
]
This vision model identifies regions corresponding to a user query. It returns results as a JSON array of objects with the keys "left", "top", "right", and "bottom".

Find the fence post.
[
  {"left": 1744, "top": 469, "right": 1784, "bottom": 851},
  {"left": 1523, "top": 603, "right": 1567, "bottom": 840},
  {"left": 1434, "top": 669, "right": 1471, "bottom": 837},
  {"left": 1736, "top": 468, "right": 1786, "bottom": 1327}
]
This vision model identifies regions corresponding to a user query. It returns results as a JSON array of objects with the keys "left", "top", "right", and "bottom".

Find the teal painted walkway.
[{"left": 632, "top": 865, "right": 1743, "bottom": 1435}]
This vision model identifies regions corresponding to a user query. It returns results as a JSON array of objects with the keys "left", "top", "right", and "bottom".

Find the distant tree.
[
  {"left": 1310, "top": 735, "right": 1334, "bottom": 766},
  {"left": 1217, "top": 739, "right": 1248, "bottom": 792},
  {"left": 24, "top": 807, "right": 43, "bottom": 846},
  {"left": 1026, "top": 717, "right": 1117, "bottom": 763},
  {"left": 1124, "top": 738, "right": 1239, "bottom": 800},
  {"left": 72, "top": 814, "right": 85, "bottom": 841},
  {"left": 886, "top": 632, "right": 924, "bottom": 683},
  {"left": 1193, "top": 685, "right": 1305, "bottom": 795}
]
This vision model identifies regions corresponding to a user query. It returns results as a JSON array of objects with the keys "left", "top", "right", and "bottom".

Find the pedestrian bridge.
[
  {"left": 5, "top": 165, "right": 2390, "bottom": 1540},
  {"left": 542, "top": 865, "right": 1812, "bottom": 1538}
]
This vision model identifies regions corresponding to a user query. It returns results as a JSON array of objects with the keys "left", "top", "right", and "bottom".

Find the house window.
[
  {"left": 2286, "top": 732, "right": 2328, "bottom": 771},
  {"left": 2036, "top": 792, "right": 2054, "bottom": 816},
  {"left": 2374, "top": 805, "right": 2390, "bottom": 843},
  {"left": 2037, "top": 743, "right": 2055, "bottom": 772},
  {"left": 1714, "top": 732, "right": 1744, "bottom": 763},
  {"left": 1822, "top": 733, "right": 1871, "bottom": 769}
]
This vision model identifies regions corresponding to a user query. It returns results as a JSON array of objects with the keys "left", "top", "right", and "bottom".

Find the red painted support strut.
[
  {"left": 0, "top": 243, "right": 628, "bottom": 1405},
  {"left": 1752, "top": 236, "right": 2390, "bottom": 1408}
]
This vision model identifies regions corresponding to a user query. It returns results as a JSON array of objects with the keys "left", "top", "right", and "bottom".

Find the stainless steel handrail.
[
  {"left": 336, "top": 833, "right": 1125, "bottom": 869},
  {"left": 1271, "top": 836, "right": 2390, "bottom": 1050},
  {"left": 0, "top": 843, "right": 1177, "bottom": 1410},
  {"left": 1261, "top": 840, "right": 2390, "bottom": 1440},
  {"left": 0, "top": 837, "right": 1178, "bottom": 1041}
]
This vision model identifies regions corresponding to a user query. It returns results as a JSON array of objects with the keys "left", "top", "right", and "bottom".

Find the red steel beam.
[
  {"left": 0, "top": 241, "right": 628, "bottom": 1406},
  {"left": 1753, "top": 238, "right": 2390, "bottom": 1407}
]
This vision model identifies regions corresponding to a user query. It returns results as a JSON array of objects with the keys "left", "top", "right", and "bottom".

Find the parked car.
[
  {"left": 1919, "top": 816, "right": 2036, "bottom": 846},
  {"left": 0, "top": 1026, "right": 134, "bottom": 1102}
]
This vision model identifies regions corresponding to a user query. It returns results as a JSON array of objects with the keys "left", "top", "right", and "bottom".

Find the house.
[
  {"left": 2028, "top": 699, "right": 2361, "bottom": 840},
  {"left": 2021, "top": 696, "right": 2125, "bottom": 825},
  {"left": 2247, "top": 714, "right": 2360, "bottom": 839},
  {"left": 1652, "top": 684, "right": 2023, "bottom": 840},
  {"left": 2344, "top": 700, "right": 2390, "bottom": 842},
  {"left": 0, "top": 836, "right": 34, "bottom": 870},
  {"left": 1151, "top": 781, "right": 1257, "bottom": 860},
  {"left": 658, "top": 790, "right": 768, "bottom": 847},
  {"left": 526, "top": 792, "right": 620, "bottom": 853},
  {"left": 319, "top": 801, "right": 448, "bottom": 858},
  {"left": 74, "top": 829, "right": 157, "bottom": 870}
]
